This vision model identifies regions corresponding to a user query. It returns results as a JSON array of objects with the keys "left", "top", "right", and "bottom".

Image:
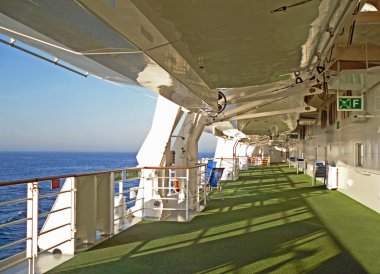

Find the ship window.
[{"left": 356, "top": 143, "right": 364, "bottom": 167}]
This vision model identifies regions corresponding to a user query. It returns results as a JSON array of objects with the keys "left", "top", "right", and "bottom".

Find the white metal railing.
[
  {"left": 236, "top": 156, "right": 249, "bottom": 170},
  {"left": 112, "top": 169, "right": 143, "bottom": 231},
  {"left": 0, "top": 164, "right": 206, "bottom": 273},
  {"left": 0, "top": 176, "right": 76, "bottom": 273},
  {"left": 249, "top": 156, "right": 271, "bottom": 167},
  {"left": 138, "top": 165, "right": 207, "bottom": 222},
  {"left": 336, "top": 162, "right": 380, "bottom": 176}
]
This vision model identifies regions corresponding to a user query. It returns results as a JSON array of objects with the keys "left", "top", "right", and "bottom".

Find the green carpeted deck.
[{"left": 49, "top": 165, "right": 380, "bottom": 273}]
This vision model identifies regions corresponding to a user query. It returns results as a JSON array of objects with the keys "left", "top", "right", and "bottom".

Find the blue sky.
[{"left": 0, "top": 38, "right": 216, "bottom": 152}]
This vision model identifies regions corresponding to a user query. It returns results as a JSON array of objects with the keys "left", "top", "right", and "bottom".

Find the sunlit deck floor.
[{"left": 49, "top": 164, "right": 380, "bottom": 273}]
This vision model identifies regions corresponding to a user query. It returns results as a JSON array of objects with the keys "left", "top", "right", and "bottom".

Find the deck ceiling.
[
  {"left": 0, "top": 1, "right": 342, "bottom": 99},
  {"left": 0, "top": 0, "right": 371, "bottom": 138},
  {"left": 127, "top": 0, "right": 322, "bottom": 89},
  {"left": 80, "top": 0, "right": 329, "bottom": 90},
  {"left": 0, "top": 0, "right": 218, "bottom": 112}
]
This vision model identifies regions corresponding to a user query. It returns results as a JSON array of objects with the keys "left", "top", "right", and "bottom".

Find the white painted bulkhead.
[
  {"left": 214, "top": 138, "right": 237, "bottom": 180},
  {"left": 133, "top": 96, "right": 183, "bottom": 219},
  {"left": 292, "top": 73, "right": 380, "bottom": 213}
]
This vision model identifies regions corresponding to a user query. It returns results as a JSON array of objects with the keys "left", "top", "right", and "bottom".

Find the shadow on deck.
[{"left": 49, "top": 164, "right": 380, "bottom": 273}]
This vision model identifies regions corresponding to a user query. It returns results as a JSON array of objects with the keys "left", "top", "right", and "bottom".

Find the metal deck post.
[
  {"left": 71, "top": 178, "right": 77, "bottom": 254},
  {"left": 186, "top": 169, "right": 189, "bottom": 221},
  {"left": 27, "top": 182, "right": 39, "bottom": 274},
  {"left": 109, "top": 172, "right": 115, "bottom": 235}
]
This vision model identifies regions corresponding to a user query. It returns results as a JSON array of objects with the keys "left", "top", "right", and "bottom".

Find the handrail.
[
  {"left": 336, "top": 163, "right": 380, "bottom": 176},
  {"left": 38, "top": 206, "right": 71, "bottom": 218},
  {"left": 38, "top": 239, "right": 72, "bottom": 255},
  {"left": 38, "top": 223, "right": 71, "bottom": 236},
  {"left": 0, "top": 168, "right": 133, "bottom": 187},
  {"left": 0, "top": 197, "right": 30, "bottom": 207},
  {"left": 39, "top": 190, "right": 71, "bottom": 200},
  {"left": 0, "top": 217, "right": 31, "bottom": 229},
  {"left": 141, "top": 164, "right": 206, "bottom": 170},
  {"left": 0, "top": 237, "right": 29, "bottom": 252},
  {"left": 0, "top": 164, "right": 206, "bottom": 187}
]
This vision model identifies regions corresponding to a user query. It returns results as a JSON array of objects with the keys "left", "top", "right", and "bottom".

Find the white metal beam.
[{"left": 227, "top": 105, "right": 317, "bottom": 122}]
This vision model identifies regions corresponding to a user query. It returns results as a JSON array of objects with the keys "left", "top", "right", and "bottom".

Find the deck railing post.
[
  {"left": 120, "top": 172, "right": 125, "bottom": 227},
  {"left": 27, "top": 182, "right": 39, "bottom": 274},
  {"left": 196, "top": 166, "right": 200, "bottom": 211},
  {"left": 169, "top": 168, "right": 172, "bottom": 193},
  {"left": 142, "top": 169, "right": 145, "bottom": 220},
  {"left": 109, "top": 172, "right": 115, "bottom": 235},
  {"left": 186, "top": 168, "right": 189, "bottom": 221},
  {"left": 203, "top": 165, "right": 207, "bottom": 207},
  {"left": 71, "top": 178, "right": 77, "bottom": 254}
]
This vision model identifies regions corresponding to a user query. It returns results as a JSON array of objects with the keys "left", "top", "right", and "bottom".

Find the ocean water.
[{"left": 0, "top": 151, "right": 214, "bottom": 260}]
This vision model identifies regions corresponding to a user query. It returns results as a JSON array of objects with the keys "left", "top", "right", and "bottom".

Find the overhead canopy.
[{"left": 1, "top": 0, "right": 378, "bottom": 140}]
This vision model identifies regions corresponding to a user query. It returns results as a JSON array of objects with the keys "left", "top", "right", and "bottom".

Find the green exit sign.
[{"left": 338, "top": 96, "right": 363, "bottom": 111}]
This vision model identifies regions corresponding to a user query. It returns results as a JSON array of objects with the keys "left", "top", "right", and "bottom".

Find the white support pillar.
[
  {"left": 172, "top": 113, "right": 209, "bottom": 213},
  {"left": 173, "top": 113, "right": 208, "bottom": 167},
  {"left": 132, "top": 95, "right": 183, "bottom": 219}
]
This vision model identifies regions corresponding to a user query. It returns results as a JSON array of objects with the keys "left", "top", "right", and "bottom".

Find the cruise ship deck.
[{"left": 48, "top": 164, "right": 380, "bottom": 274}]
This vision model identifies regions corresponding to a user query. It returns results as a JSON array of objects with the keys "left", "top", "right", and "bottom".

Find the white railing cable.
[
  {"left": 0, "top": 237, "right": 29, "bottom": 251},
  {"left": 0, "top": 217, "right": 30, "bottom": 229},
  {"left": 0, "top": 197, "right": 30, "bottom": 207},
  {"left": 38, "top": 239, "right": 72, "bottom": 255},
  {"left": 38, "top": 190, "right": 71, "bottom": 199},
  {"left": 38, "top": 207, "right": 71, "bottom": 218},
  {"left": 38, "top": 223, "right": 71, "bottom": 236}
]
